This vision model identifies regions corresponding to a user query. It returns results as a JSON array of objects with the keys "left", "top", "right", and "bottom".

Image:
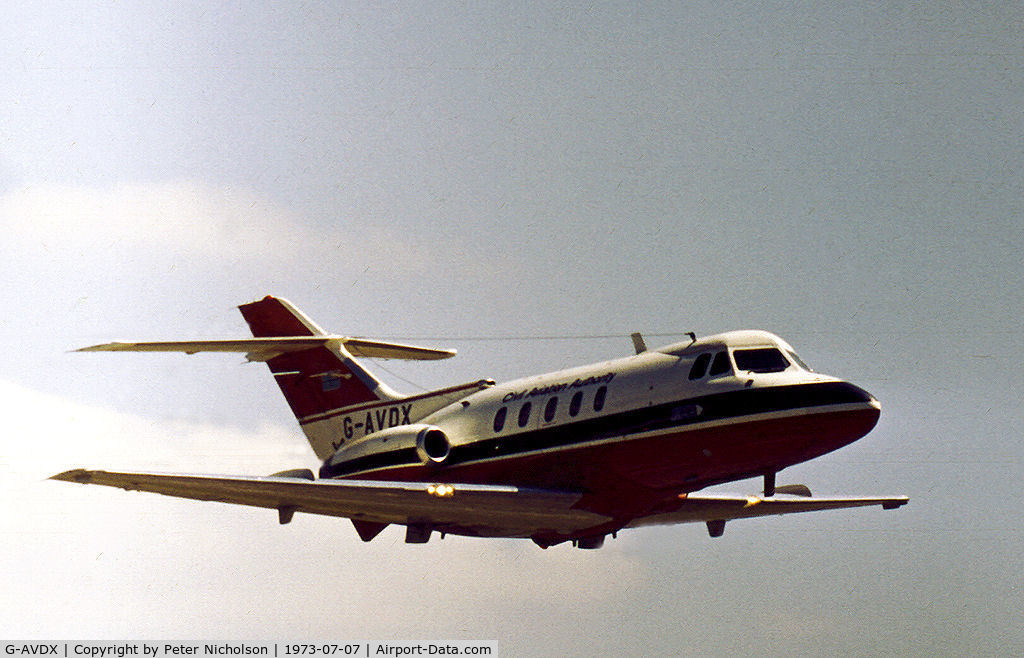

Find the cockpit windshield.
[{"left": 733, "top": 348, "right": 791, "bottom": 374}]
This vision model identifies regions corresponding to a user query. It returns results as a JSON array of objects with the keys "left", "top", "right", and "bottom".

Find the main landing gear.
[{"left": 704, "top": 472, "right": 815, "bottom": 538}]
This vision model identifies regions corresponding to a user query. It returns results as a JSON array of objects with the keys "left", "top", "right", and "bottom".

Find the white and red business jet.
[{"left": 53, "top": 296, "right": 907, "bottom": 549}]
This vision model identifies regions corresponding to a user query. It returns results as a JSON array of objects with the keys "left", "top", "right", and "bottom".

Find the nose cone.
[
  {"left": 841, "top": 381, "right": 881, "bottom": 438},
  {"left": 865, "top": 392, "right": 881, "bottom": 432},
  {"left": 802, "top": 379, "right": 881, "bottom": 452},
  {"left": 832, "top": 378, "right": 876, "bottom": 404},
  {"left": 819, "top": 377, "right": 878, "bottom": 406},
  {"left": 853, "top": 382, "right": 880, "bottom": 408}
]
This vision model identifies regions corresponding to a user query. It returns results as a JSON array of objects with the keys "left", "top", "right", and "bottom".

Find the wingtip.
[
  {"left": 50, "top": 468, "right": 94, "bottom": 483},
  {"left": 882, "top": 496, "right": 910, "bottom": 510},
  {"left": 73, "top": 342, "right": 125, "bottom": 353}
]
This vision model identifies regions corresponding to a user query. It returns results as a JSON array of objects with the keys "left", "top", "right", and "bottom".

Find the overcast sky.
[{"left": 2, "top": 2, "right": 1022, "bottom": 654}]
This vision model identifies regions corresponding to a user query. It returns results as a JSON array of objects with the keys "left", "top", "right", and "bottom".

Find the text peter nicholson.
[{"left": 4, "top": 644, "right": 497, "bottom": 658}]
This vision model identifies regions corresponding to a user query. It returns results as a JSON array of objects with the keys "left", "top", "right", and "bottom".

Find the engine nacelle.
[
  {"left": 321, "top": 423, "right": 453, "bottom": 477},
  {"left": 415, "top": 426, "right": 451, "bottom": 465}
]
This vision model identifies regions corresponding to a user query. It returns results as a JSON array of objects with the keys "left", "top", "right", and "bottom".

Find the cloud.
[
  {"left": 0, "top": 179, "right": 472, "bottom": 373},
  {"left": 0, "top": 378, "right": 306, "bottom": 480},
  {"left": 4, "top": 181, "right": 320, "bottom": 260},
  {"left": 1, "top": 181, "right": 437, "bottom": 273}
]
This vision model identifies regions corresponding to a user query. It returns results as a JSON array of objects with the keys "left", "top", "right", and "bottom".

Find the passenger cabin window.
[
  {"left": 593, "top": 386, "right": 607, "bottom": 412},
  {"left": 734, "top": 348, "right": 790, "bottom": 373},
  {"left": 708, "top": 350, "right": 732, "bottom": 377},
  {"left": 518, "top": 402, "right": 532, "bottom": 428},
  {"left": 688, "top": 353, "right": 711, "bottom": 380},
  {"left": 544, "top": 397, "right": 558, "bottom": 422},
  {"left": 569, "top": 391, "right": 583, "bottom": 417},
  {"left": 493, "top": 406, "right": 507, "bottom": 433}
]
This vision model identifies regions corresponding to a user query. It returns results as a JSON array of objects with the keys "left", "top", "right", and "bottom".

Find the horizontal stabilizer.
[{"left": 75, "top": 337, "right": 456, "bottom": 362}]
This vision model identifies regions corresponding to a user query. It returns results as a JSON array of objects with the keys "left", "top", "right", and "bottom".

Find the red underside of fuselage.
[{"left": 342, "top": 405, "right": 880, "bottom": 518}]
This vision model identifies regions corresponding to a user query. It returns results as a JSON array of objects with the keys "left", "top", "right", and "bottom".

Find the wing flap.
[
  {"left": 627, "top": 493, "right": 909, "bottom": 528},
  {"left": 50, "top": 469, "right": 608, "bottom": 536},
  {"left": 75, "top": 338, "right": 455, "bottom": 361}
]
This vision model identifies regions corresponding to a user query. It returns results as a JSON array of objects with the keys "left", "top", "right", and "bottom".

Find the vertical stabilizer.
[{"left": 238, "top": 296, "right": 399, "bottom": 458}]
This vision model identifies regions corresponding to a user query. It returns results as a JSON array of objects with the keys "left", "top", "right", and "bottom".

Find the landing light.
[{"left": 428, "top": 484, "right": 455, "bottom": 498}]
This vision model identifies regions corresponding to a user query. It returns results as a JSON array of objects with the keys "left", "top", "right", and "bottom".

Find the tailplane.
[{"left": 77, "top": 295, "right": 487, "bottom": 461}]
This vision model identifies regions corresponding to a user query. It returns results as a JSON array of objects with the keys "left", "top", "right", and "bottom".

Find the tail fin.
[
  {"left": 238, "top": 295, "right": 398, "bottom": 421},
  {"left": 238, "top": 297, "right": 486, "bottom": 461}
]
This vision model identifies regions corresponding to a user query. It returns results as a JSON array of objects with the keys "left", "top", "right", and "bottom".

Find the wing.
[
  {"left": 628, "top": 493, "right": 909, "bottom": 536},
  {"left": 50, "top": 469, "right": 610, "bottom": 539},
  {"left": 50, "top": 469, "right": 906, "bottom": 543},
  {"left": 75, "top": 337, "right": 455, "bottom": 362}
]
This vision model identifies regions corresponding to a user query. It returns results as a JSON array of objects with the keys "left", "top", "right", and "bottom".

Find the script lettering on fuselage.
[{"left": 501, "top": 372, "right": 615, "bottom": 404}]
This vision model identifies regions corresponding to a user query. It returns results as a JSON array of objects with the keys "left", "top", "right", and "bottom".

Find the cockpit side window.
[
  {"left": 688, "top": 353, "right": 711, "bottom": 380},
  {"left": 708, "top": 350, "right": 731, "bottom": 376},
  {"left": 787, "top": 350, "right": 812, "bottom": 371},
  {"left": 734, "top": 348, "right": 790, "bottom": 373}
]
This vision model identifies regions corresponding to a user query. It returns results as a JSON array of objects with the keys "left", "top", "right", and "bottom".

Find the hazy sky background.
[{"left": 2, "top": 2, "right": 1022, "bottom": 654}]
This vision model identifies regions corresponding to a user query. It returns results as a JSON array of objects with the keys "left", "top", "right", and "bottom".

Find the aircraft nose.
[
  {"left": 814, "top": 381, "right": 881, "bottom": 450},
  {"left": 827, "top": 379, "right": 878, "bottom": 407},
  {"left": 861, "top": 385, "right": 881, "bottom": 411},
  {"left": 848, "top": 381, "right": 881, "bottom": 430},
  {"left": 848, "top": 382, "right": 880, "bottom": 408}
]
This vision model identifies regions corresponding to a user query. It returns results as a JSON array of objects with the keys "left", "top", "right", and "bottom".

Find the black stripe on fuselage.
[
  {"left": 319, "top": 381, "right": 873, "bottom": 479},
  {"left": 325, "top": 446, "right": 420, "bottom": 478}
]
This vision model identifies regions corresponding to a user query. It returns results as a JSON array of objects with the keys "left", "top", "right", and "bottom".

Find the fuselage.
[
  {"left": 319, "top": 330, "right": 881, "bottom": 514},
  {"left": 67, "top": 298, "right": 904, "bottom": 548}
]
